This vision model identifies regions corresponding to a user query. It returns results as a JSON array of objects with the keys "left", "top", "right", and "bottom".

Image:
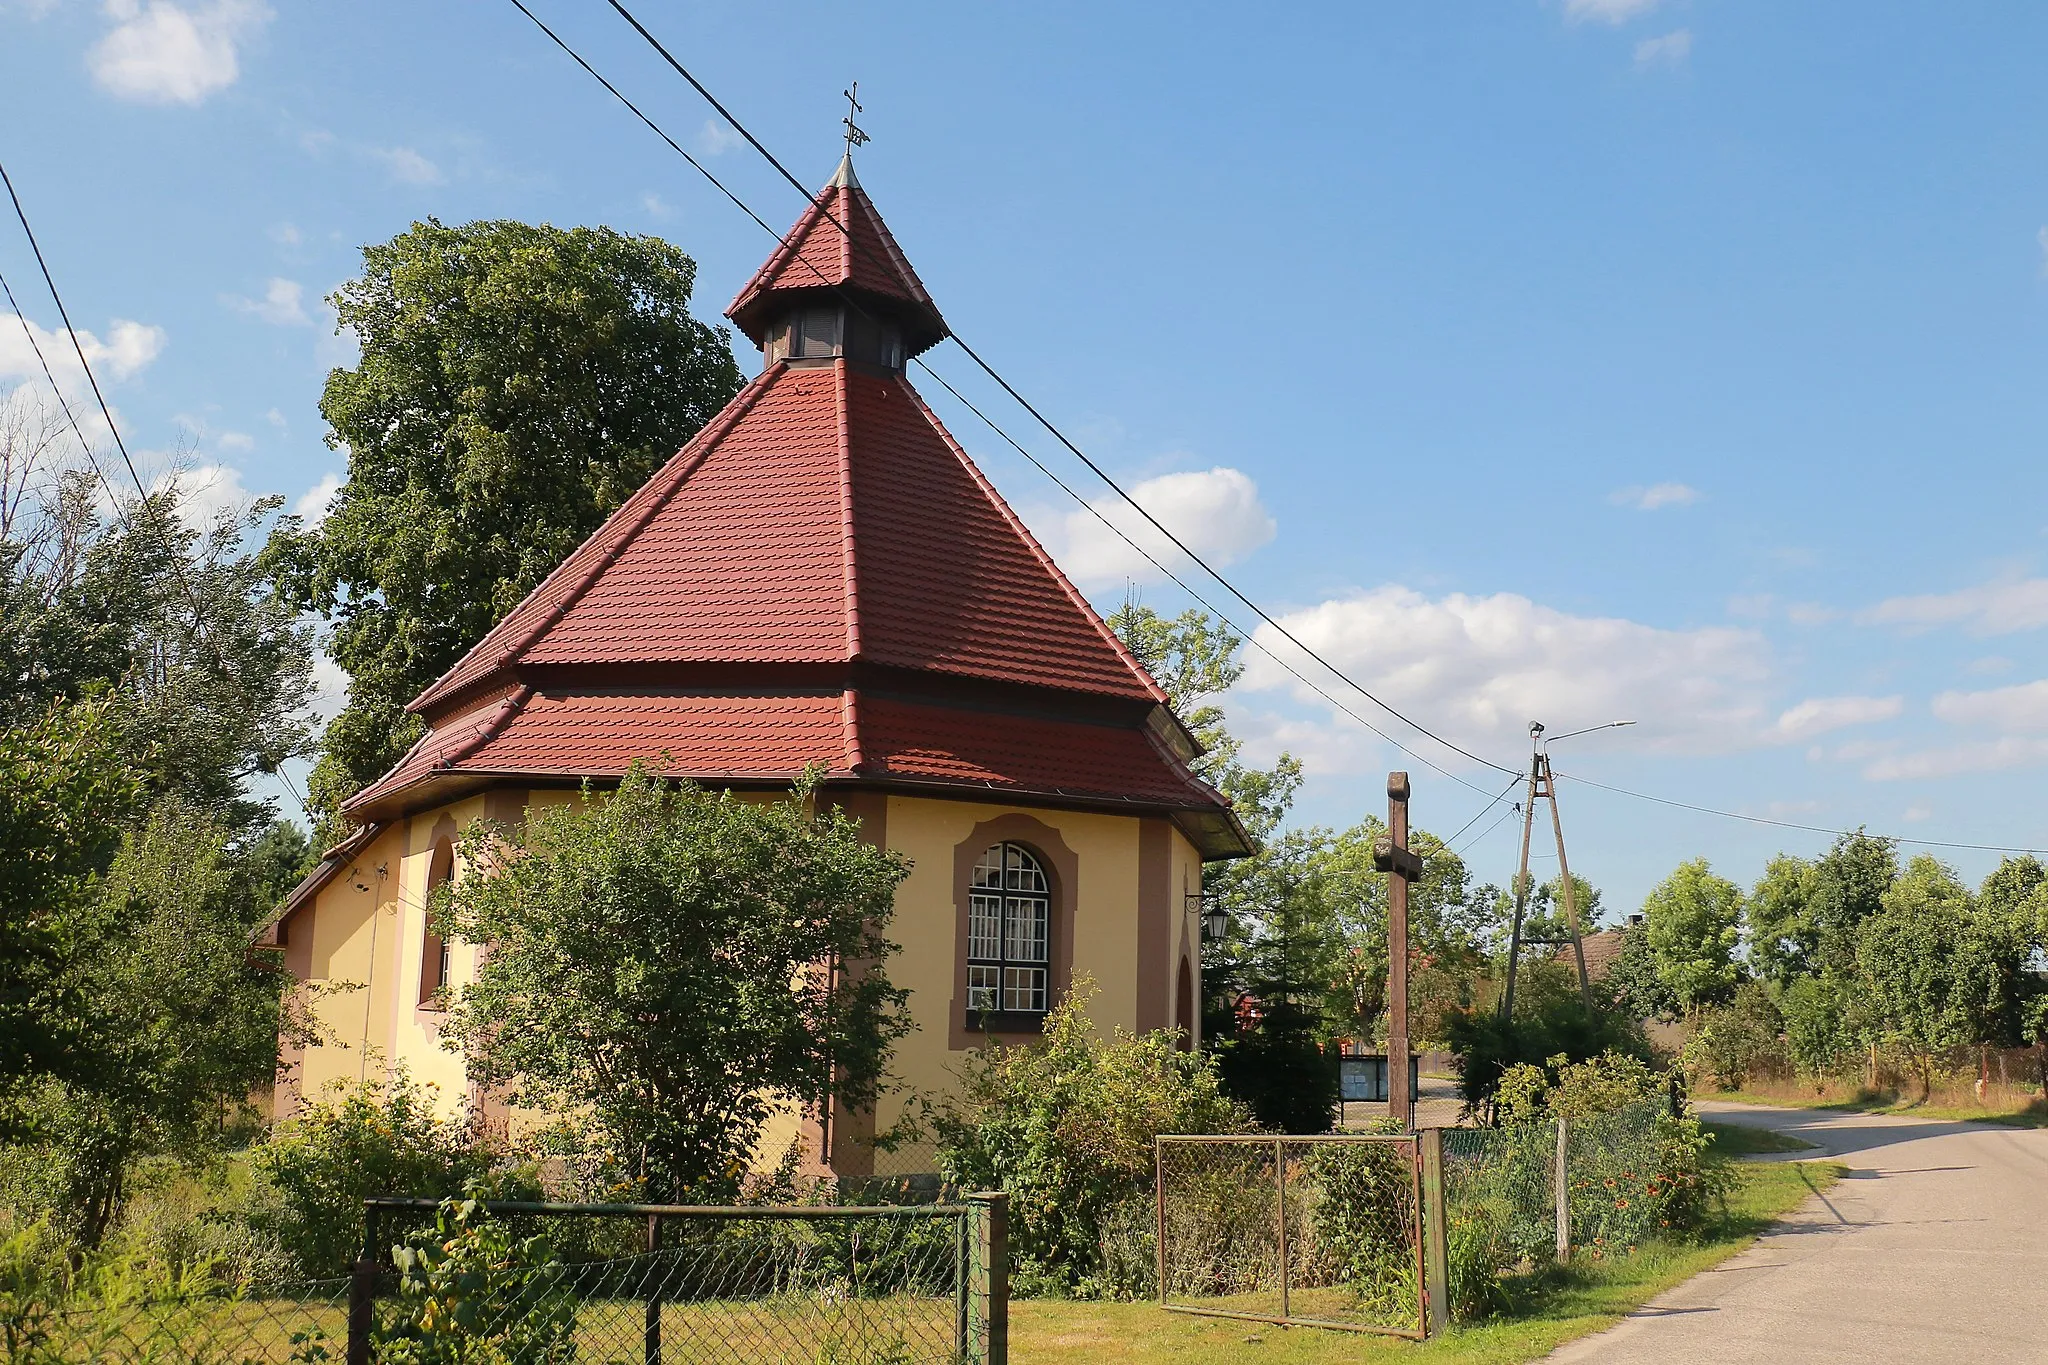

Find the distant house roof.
[
  {"left": 1578, "top": 928, "right": 1627, "bottom": 980},
  {"left": 345, "top": 161, "right": 1248, "bottom": 860}
]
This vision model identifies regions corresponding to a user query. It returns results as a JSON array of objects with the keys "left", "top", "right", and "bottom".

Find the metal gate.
[{"left": 1155, "top": 1134, "right": 1426, "bottom": 1339}]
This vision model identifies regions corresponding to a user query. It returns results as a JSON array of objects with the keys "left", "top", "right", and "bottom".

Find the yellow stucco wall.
[{"left": 283, "top": 786, "right": 1205, "bottom": 1165}]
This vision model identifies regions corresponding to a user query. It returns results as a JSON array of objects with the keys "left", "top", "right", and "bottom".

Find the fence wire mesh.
[
  {"left": 6, "top": 1200, "right": 995, "bottom": 1365},
  {"left": 362, "top": 1199, "right": 986, "bottom": 1365},
  {"left": 1564, "top": 1098, "right": 1665, "bottom": 1256},
  {"left": 4, "top": 1278, "right": 351, "bottom": 1363},
  {"left": 1156, "top": 1135, "right": 1421, "bottom": 1339}
]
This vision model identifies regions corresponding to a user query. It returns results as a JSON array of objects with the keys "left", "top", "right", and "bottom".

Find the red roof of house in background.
[{"left": 350, "top": 162, "right": 1247, "bottom": 858}]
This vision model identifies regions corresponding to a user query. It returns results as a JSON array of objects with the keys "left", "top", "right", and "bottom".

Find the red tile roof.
[
  {"left": 727, "top": 159, "right": 946, "bottom": 356},
  {"left": 350, "top": 687, "right": 1223, "bottom": 818},
  {"left": 355, "top": 165, "right": 1246, "bottom": 857}
]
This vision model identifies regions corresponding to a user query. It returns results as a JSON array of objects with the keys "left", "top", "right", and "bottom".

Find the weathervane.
[{"left": 842, "top": 82, "right": 869, "bottom": 156}]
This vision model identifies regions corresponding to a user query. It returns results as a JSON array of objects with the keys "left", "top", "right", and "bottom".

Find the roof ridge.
[
  {"left": 894, "top": 379, "right": 1169, "bottom": 707},
  {"left": 408, "top": 363, "right": 790, "bottom": 714}
]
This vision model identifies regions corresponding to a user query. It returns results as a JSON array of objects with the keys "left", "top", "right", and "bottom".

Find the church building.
[{"left": 268, "top": 157, "right": 1250, "bottom": 1176}]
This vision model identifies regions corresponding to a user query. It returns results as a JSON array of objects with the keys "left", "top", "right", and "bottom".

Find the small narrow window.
[
  {"left": 967, "top": 843, "right": 1050, "bottom": 1021},
  {"left": 419, "top": 839, "right": 454, "bottom": 1005},
  {"left": 797, "top": 306, "right": 842, "bottom": 358}
]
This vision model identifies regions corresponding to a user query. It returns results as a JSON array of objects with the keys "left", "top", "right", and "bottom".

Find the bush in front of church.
[{"left": 926, "top": 982, "right": 1252, "bottom": 1298}]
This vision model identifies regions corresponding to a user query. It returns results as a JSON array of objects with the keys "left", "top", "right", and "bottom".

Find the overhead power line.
[
  {"left": 0, "top": 157, "right": 315, "bottom": 820},
  {"left": 506, "top": 3, "right": 2047, "bottom": 864},
  {"left": 586, "top": 0, "right": 1522, "bottom": 784},
  {"left": 499, "top": 0, "right": 1513, "bottom": 811},
  {"left": 1552, "top": 770, "right": 2048, "bottom": 858}
]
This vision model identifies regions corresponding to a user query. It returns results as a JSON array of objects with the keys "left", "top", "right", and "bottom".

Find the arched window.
[
  {"left": 967, "top": 842, "right": 1050, "bottom": 1019},
  {"left": 418, "top": 838, "right": 454, "bottom": 1005}
]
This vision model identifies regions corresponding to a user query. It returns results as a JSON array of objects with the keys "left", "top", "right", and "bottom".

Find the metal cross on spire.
[{"left": 842, "top": 82, "right": 869, "bottom": 157}]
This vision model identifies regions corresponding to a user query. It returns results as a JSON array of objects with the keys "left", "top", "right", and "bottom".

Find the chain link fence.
[
  {"left": 1155, "top": 1135, "right": 1423, "bottom": 1339},
  {"left": 6, "top": 1196, "right": 1008, "bottom": 1365},
  {"left": 3, "top": 1278, "right": 351, "bottom": 1363}
]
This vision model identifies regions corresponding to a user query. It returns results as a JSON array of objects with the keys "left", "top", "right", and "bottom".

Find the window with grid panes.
[{"left": 967, "top": 842, "right": 1050, "bottom": 1021}]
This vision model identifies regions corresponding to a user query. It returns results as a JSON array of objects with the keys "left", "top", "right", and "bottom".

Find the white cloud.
[
  {"left": 1902, "top": 803, "right": 1933, "bottom": 823},
  {"left": 1966, "top": 655, "right": 2014, "bottom": 675},
  {"left": 698, "top": 119, "right": 742, "bottom": 156},
  {"left": 1564, "top": 0, "right": 1660, "bottom": 23},
  {"left": 1858, "top": 576, "right": 2048, "bottom": 635},
  {"left": 154, "top": 461, "right": 249, "bottom": 529},
  {"left": 1609, "top": 481, "right": 1699, "bottom": 510},
  {"left": 222, "top": 276, "right": 309, "bottom": 326},
  {"left": 1862, "top": 737, "right": 2048, "bottom": 782},
  {"left": 216, "top": 429, "right": 253, "bottom": 451},
  {"left": 1633, "top": 29, "right": 1692, "bottom": 66},
  {"left": 1783, "top": 601, "right": 1836, "bottom": 626},
  {"left": 293, "top": 471, "right": 341, "bottom": 527},
  {"left": 1050, "top": 466, "right": 1275, "bottom": 589},
  {"left": 269, "top": 222, "right": 301, "bottom": 246},
  {"left": 0, "top": 313, "right": 165, "bottom": 429},
  {"left": 1236, "top": 586, "right": 1773, "bottom": 756},
  {"left": 1769, "top": 694, "right": 1903, "bottom": 743},
  {"left": 87, "top": 0, "right": 270, "bottom": 106},
  {"left": 372, "top": 146, "right": 442, "bottom": 185},
  {"left": 308, "top": 647, "right": 349, "bottom": 726},
  {"left": 1932, "top": 678, "right": 2048, "bottom": 731},
  {"left": 641, "top": 193, "right": 677, "bottom": 221}
]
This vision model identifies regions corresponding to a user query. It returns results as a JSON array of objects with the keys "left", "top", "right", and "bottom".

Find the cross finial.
[{"left": 842, "top": 82, "right": 869, "bottom": 157}]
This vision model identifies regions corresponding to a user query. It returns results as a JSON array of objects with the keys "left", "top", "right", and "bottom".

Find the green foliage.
[
  {"left": 1640, "top": 858, "right": 1744, "bottom": 1013},
  {"left": 1445, "top": 961, "right": 1651, "bottom": 1113},
  {"left": 1602, "top": 921, "right": 1679, "bottom": 1022},
  {"left": 0, "top": 695, "right": 142, "bottom": 1134},
  {"left": 1778, "top": 974, "right": 1861, "bottom": 1075},
  {"left": 1690, "top": 983, "right": 1786, "bottom": 1090},
  {"left": 1745, "top": 853, "right": 1817, "bottom": 987},
  {"left": 19, "top": 802, "right": 292, "bottom": 1247},
  {"left": 443, "top": 765, "right": 909, "bottom": 1203},
  {"left": 282, "top": 219, "right": 743, "bottom": 823},
  {"left": 1203, "top": 833, "right": 1342, "bottom": 1133},
  {"left": 1808, "top": 831, "right": 1897, "bottom": 980},
  {"left": 1857, "top": 854, "right": 2009, "bottom": 1090},
  {"left": 255, "top": 1072, "right": 492, "bottom": 1276},
  {"left": 377, "top": 1198, "right": 575, "bottom": 1365},
  {"left": 931, "top": 986, "right": 1252, "bottom": 1295}
]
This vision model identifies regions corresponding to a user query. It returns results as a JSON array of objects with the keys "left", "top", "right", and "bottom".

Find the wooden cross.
[{"left": 1373, "top": 771, "right": 1423, "bottom": 1131}]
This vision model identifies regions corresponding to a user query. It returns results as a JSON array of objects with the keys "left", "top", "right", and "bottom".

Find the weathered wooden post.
[
  {"left": 1374, "top": 772, "right": 1425, "bottom": 1132},
  {"left": 1419, "top": 1128, "right": 1449, "bottom": 1337},
  {"left": 1554, "top": 1117, "right": 1571, "bottom": 1262}
]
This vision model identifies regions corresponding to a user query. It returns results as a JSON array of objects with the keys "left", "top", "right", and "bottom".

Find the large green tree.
[
  {"left": 284, "top": 221, "right": 744, "bottom": 824},
  {"left": 440, "top": 766, "right": 910, "bottom": 1200},
  {"left": 1641, "top": 858, "right": 1745, "bottom": 1014},
  {"left": 19, "top": 801, "right": 295, "bottom": 1245},
  {"left": 1857, "top": 855, "right": 1991, "bottom": 1093}
]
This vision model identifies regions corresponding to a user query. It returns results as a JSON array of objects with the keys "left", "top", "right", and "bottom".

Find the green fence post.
[
  {"left": 644, "top": 1213, "right": 663, "bottom": 1365},
  {"left": 965, "top": 1192, "right": 1008, "bottom": 1365},
  {"left": 1419, "top": 1130, "right": 1448, "bottom": 1338},
  {"left": 347, "top": 1203, "right": 381, "bottom": 1365}
]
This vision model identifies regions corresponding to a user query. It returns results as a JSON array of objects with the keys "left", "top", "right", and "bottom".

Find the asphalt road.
[{"left": 1546, "top": 1099, "right": 2048, "bottom": 1364}]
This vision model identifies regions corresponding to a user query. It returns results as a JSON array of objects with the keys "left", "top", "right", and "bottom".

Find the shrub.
[
  {"left": 376, "top": 1198, "right": 575, "bottom": 1365},
  {"left": 1692, "top": 983, "right": 1787, "bottom": 1090},
  {"left": 929, "top": 984, "right": 1252, "bottom": 1295},
  {"left": 254, "top": 1072, "right": 492, "bottom": 1276},
  {"left": 1444, "top": 962, "right": 1651, "bottom": 1116}
]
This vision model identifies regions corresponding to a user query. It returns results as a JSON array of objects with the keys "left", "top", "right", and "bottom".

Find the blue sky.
[{"left": 4, "top": 0, "right": 2047, "bottom": 914}]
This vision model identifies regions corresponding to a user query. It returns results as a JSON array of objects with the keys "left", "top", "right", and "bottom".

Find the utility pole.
[
  {"left": 1374, "top": 771, "right": 1424, "bottom": 1131},
  {"left": 1499, "top": 722, "right": 1592, "bottom": 1025}
]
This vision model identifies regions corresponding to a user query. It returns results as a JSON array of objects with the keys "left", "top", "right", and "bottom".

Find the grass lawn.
[
  {"left": 1711, "top": 1087, "right": 2048, "bottom": 1129},
  {"left": 1701, "top": 1119, "right": 1815, "bottom": 1157},
  {"left": 1008, "top": 1159, "right": 1842, "bottom": 1365}
]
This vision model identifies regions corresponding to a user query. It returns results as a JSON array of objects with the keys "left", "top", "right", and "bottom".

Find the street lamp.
[{"left": 1187, "top": 890, "right": 1230, "bottom": 942}]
